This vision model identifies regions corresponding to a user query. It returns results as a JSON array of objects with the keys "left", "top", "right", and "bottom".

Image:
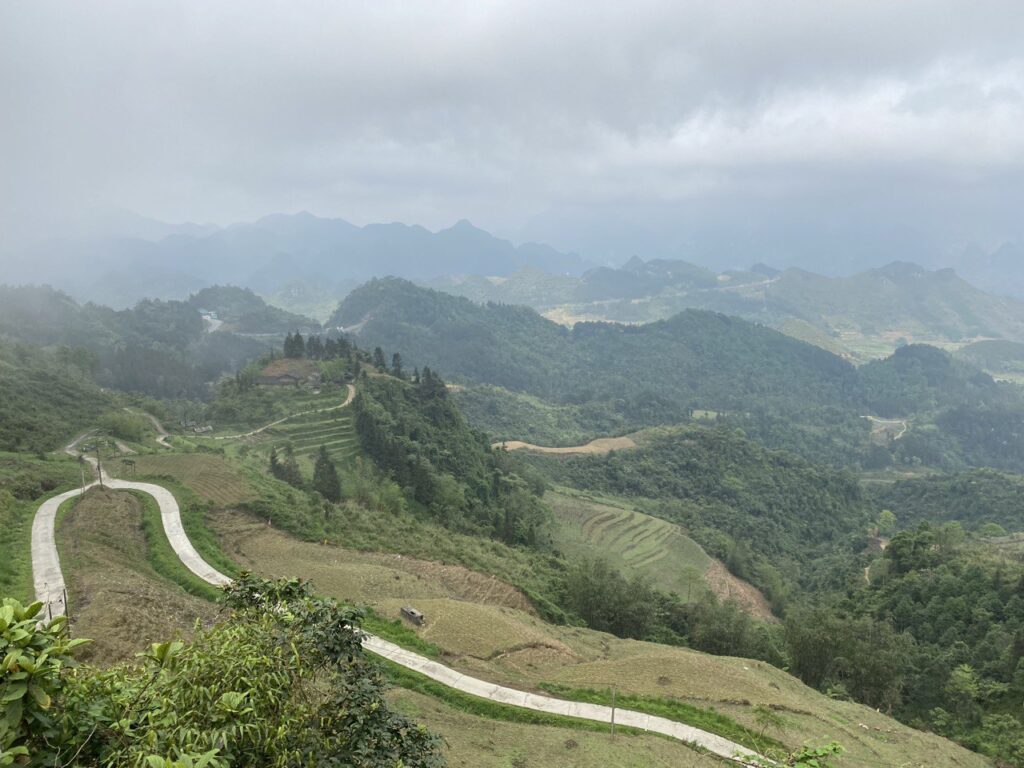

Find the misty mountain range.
[
  {"left": 8, "top": 213, "right": 590, "bottom": 308},
  {"left": 6, "top": 210, "right": 1024, "bottom": 310}
]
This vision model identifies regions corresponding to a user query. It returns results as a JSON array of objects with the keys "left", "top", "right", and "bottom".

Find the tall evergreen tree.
[
  {"left": 373, "top": 346, "right": 387, "bottom": 370},
  {"left": 392, "top": 352, "right": 404, "bottom": 379},
  {"left": 270, "top": 443, "right": 304, "bottom": 488},
  {"left": 313, "top": 445, "right": 342, "bottom": 502}
]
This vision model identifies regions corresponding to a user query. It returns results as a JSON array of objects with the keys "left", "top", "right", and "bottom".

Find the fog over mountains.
[
  {"left": 10, "top": 213, "right": 589, "bottom": 308},
  {"left": 9, "top": 209, "right": 1024, "bottom": 310}
]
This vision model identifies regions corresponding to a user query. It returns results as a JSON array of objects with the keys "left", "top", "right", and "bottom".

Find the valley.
[
  {"left": 30, "top": 453, "right": 990, "bottom": 767},
  {"left": 9, "top": 11, "right": 1024, "bottom": 767},
  {"left": 7, "top": 276, "right": 1024, "bottom": 766}
]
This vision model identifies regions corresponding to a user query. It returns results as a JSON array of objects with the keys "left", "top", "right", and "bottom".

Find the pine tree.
[
  {"left": 373, "top": 347, "right": 387, "bottom": 370},
  {"left": 312, "top": 445, "right": 342, "bottom": 502},
  {"left": 391, "top": 352, "right": 404, "bottom": 379}
]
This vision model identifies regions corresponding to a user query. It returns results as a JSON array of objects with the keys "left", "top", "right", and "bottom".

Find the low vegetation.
[
  {"left": 0, "top": 577, "right": 443, "bottom": 767},
  {"left": 0, "top": 452, "right": 81, "bottom": 601}
]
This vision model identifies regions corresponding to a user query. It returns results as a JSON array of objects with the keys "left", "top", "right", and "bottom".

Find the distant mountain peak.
[{"left": 874, "top": 261, "right": 928, "bottom": 279}]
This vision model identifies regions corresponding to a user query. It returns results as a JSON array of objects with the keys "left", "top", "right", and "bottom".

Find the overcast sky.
[{"left": 3, "top": 1, "right": 1024, "bottom": 266}]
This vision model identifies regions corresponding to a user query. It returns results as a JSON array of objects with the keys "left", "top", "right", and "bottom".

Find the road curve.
[
  {"left": 130, "top": 408, "right": 172, "bottom": 448},
  {"left": 200, "top": 383, "right": 356, "bottom": 441},
  {"left": 33, "top": 442, "right": 761, "bottom": 765}
]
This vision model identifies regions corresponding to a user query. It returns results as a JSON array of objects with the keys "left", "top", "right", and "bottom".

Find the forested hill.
[
  {"left": 332, "top": 277, "right": 859, "bottom": 414},
  {"left": 187, "top": 285, "right": 318, "bottom": 333},
  {"left": 0, "top": 340, "right": 115, "bottom": 452},
  {"left": 0, "top": 285, "right": 271, "bottom": 399},
  {"left": 434, "top": 259, "right": 1024, "bottom": 361},
  {"left": 333, "top": 278, "right": 1024, "bottom": 472}
]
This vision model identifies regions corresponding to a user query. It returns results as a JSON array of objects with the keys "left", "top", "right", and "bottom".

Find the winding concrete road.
[
  {"left": 199, "top": 383, "right": 356, "bottom": 440},
  {"left": 33, "top": 430, "right": 761, "bottom": 765}
]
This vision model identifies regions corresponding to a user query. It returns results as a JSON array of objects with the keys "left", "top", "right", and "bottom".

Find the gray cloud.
[{"left": 3, "top": 0, "right": 1024, "bottom": 265}]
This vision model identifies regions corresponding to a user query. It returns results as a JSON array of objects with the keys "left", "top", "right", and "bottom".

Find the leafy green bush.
[{"left": 1, "top": 577, "right": 443, "bottom": 767}]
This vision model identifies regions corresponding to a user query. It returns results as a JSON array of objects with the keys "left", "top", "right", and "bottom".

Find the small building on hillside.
[
  {"left": 255, "top": 372, "right": 303, "bottom": 387},
  {"left": 400, "top": 606, "right": 425, "bottom": 626},
  {"left": 255, "top": 358, "right": 317, "bottom": 387}
]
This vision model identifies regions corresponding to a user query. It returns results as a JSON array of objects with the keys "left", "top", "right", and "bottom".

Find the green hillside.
[
  {"left": 333, "top": 277, "right": 858, "bottom": 415},
  {"left": 0, "top": 340, "right": 115, "bottom": 452},
  {"left": 432, "top": 260, "right": 1024, "bottom": 362},
  {"left": 332, "top": 278, "right": 1024, "bottom": 474},
  {"left": 0, "top": 284, "right": 272, "bottom": 398},
  {"left": 955, "top": 339, "right": 1024, "bottom": 381},
  {"left": 528, "top": 425, "right": 873, "bottom": 606},
  {"left": 188, "top": 284, "right": 318, "bottom": 332}
]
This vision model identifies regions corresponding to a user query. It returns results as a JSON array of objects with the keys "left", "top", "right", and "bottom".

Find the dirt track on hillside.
[{"left": 493, "top": 436, "right": 636, "bottom": 455}]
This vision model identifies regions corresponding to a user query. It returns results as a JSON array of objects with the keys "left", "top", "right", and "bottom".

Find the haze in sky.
[{"left": 3, "top": 1, "right": 1024, "bottom": 270}]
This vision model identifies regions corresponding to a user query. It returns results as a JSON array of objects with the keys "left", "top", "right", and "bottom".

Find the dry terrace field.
[
  {"left": 548, "top": 490, "right": 775, "bottom": 620},
  {"left": 111, "top": 453, "right": 256, "bottom": 506},
  {"left": 212, "top": 511, "right": 989, "bottom": 768}
]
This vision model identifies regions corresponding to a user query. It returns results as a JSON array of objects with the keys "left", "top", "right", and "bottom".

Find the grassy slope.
[
  {"left": 41, "top": 485, "right": 732, "bottom": 766},
  {"left": 548, "top": 488, "right": 712, "bottom": 594},
  {"left": 386, "top": 688, "right": 722, "bottom": 768},
  {"left": 53, "top": 377, "right": 989, "bottom": 766},
  {"left": 546, "top": 489, "right": 776, "bottom": 620},
  {"left": 54, "top": 487, "right": 218, "bottom": 663},
  {"left": 210, "top": 509, "right": 989, "bottom": 768},
  {"left": 0, "top": 452, "right": 83, "bottom": 602}
]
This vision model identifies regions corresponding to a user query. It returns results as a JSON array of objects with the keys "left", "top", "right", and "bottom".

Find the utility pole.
[
  {"left": 95, "top": 444, "right": 104, "bottom": 489},
  {"left": 610, "top": 686, "right": 616, "bottom": 741}
]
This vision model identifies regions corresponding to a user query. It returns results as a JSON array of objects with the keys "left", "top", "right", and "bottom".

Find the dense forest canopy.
[
  {"left": 0, "top": 285, "right": 272, "bottom": 400},
  {"left": 187, "top": 285, "right": 318, "bottom": 333},
  {"left": 334, "top": 278, "right": 1024, "bottom": 473}
]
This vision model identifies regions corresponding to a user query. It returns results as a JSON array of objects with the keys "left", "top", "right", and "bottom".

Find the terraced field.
[
  {"left": 265, "top": 409, "right": 358, "bottom": 469},
  {"left": 548, "top": 491, "right": 774, "bottom": 619},
  {"left": 549, "top": 491, "right": 710, "bottom": 593},
  {"left": 112, "top": 454, "right": 255, "bottom": 506}
]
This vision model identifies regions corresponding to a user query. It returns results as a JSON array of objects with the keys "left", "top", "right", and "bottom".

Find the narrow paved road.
[
  {"left": 34, "top": 428, "right": 762, "bottom": 765},
  {"left": 199, "top": 383, "right": 355, "bottom": 440}
]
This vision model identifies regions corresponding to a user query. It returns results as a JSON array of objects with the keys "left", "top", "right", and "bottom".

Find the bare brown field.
[
  {"left": 114, "top": 454, "right": 255, "bottom": 506},
  {"left": 493, "top": 436, "right": 636, "bottom": 455},
  {"left": 56, "top": 488, "right": 218, "bottom": 664},
  {"left": 703, "top": 561, "right": 776, "bottom": 621},
  {"left": 213, "top": 511, "right": 533, "bottom": 613}
]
